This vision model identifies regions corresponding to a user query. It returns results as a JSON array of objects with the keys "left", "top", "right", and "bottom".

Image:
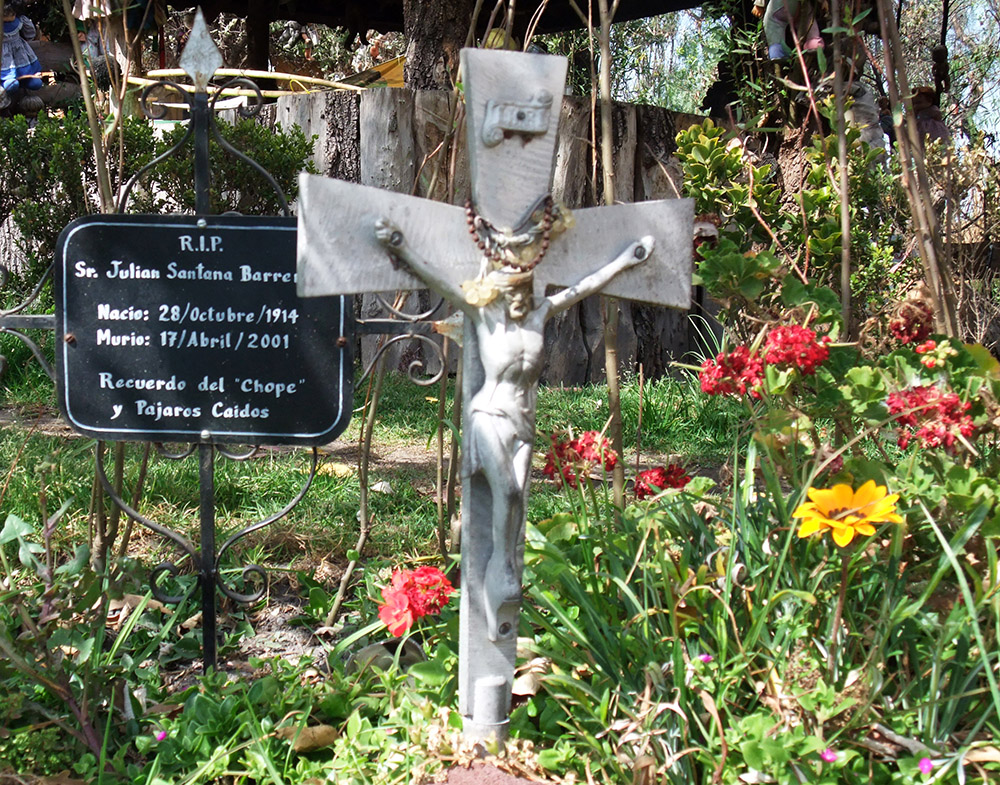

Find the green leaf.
[
  {"left": 537, "top": 747, "right": 570, "bottom": 770},
  {"left": 761, "top": 738, "right": 791, "bottom": 763},
  {"left": 0, "top": 513, "right": 32, "bottom": 545},
  {"left": 764, "top": 364, "right": 796, "bottom": 396},
  {"left": 407, "top": 660, "right": 449, "bottom": 686},
  {"left": 55, "top": 543, "right": 90, "bottom": 576},
  {"left": 964, "top": 343, "right": 1000, "bottom": 378},
  {"left": 779, "top": 276, "right": 842, "bottom": 316},
  {"left": 768, "top": 589, "right": 818, "bottom": 605},
  {"left": 345, "top": 710, "right": 362, "bottom": 740},
  {"left": 17, "top": 538, "right": 43, "bottom": 570},
  {"left": 248, "top": 675, "right": 280, "bottom": 706},
  {"left": 742, "top": 740, "right": 767, "bottom": 770}
]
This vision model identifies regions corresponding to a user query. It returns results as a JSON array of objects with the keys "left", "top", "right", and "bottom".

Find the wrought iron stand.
[{"left": 1, "top": 10, "right": 450, "bottom": 673}]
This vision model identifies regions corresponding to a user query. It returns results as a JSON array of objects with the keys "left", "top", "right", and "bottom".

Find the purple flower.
[
  {"left": 919, "top": 758, "right": 933, "bottom": 775},
  {"left": 820, "top": 748, "right": 838, "bottom": 763},
  {"left": 698, "top": 654, "right": 714, "bottom": 663},
  {"left": 155, "top": 730, "right": 167, "bottom": 742}
]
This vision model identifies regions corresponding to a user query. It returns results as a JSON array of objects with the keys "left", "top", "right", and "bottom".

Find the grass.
[
  {"left": 0, "top": 364, "right": 738, "bottom": 569},
  {"left": 4, "top": 355, "right": 1000, "bottom": 784},
  {"left": 12, "top": 350, "right": 996, "bottom": 785}
]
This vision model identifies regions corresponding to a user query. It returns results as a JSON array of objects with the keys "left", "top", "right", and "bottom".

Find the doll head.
[{"left": 3, "top": 1, "right": 25, "bottom": 21}]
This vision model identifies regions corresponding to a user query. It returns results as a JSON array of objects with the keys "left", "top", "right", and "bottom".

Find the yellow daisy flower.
[{"left": 793, "top": 480, "right": 903, "bottom": 547}]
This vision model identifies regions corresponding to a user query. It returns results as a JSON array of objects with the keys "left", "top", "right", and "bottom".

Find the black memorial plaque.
[{"left": 56, "top": 215, "right": 353, "bottom": 445}]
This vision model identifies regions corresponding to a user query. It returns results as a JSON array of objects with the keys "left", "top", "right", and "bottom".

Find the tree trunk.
[
  {"left": 245, "top": 0, "right": 269, "bottom": 71},
  {"left": 402, "top": 0, "right": 475, "bottom": 90}
]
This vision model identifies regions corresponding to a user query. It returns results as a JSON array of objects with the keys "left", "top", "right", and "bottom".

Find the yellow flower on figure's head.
[{"left": 793, "top": 480, "right": 903, "bottom": 547}]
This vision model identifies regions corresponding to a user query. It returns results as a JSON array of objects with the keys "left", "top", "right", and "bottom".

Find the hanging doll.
[
  {"left": 2, "top": 2, "right": 44, "bottom": 98},
  {"left": 752, "top": 0, "right": 824, "bottom": 61}
]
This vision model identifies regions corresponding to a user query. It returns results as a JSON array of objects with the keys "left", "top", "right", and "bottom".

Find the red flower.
[
  {"left": 543, "top": 430, "right": 618, "bottom": 488},
  {"left": 409, "top": 565, "right": 455, "bottom": 615},
  {"left": 377, "top": 566, "right": 454, "bottom": 636},
  {"left": 915, "top": 339, "right": 937, "bottom": 368},
  {"left": 699, "top": 346, "right": 764, "bottom": 398},
  {"left": 764, "top": 325, "right": 830, "bottom": 375},
  {"left": 635, "top": 464, "right": 691, "bottom": 499},
  {"left": 378, "top": 589, "right": 415, "bottom": 637},
  {"left": 886, "top": 385, "right": 975, "bottom": 453}
]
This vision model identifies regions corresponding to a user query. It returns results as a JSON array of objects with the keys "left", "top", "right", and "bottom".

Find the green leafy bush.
[
  {"left": 130, "top": 115, "right": 317, "bottom": 215},
  {"left": 0, "top": 108, "right": 315, "bottom": 300}
]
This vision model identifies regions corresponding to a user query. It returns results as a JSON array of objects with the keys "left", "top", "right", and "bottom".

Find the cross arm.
[
  {"left": 534, "top": 199, "right": 694, "bottom": 309},
  {"left": 297, "top": 174, "right": 479, "bottom": 299}
]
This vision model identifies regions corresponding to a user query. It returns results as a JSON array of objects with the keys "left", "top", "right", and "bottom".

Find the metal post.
[
  {"left": 192, "top": 91, "right": 211, "bottom": 216},
  {"left": 198, "top": 441, "right": 217, "bottom": 671}
]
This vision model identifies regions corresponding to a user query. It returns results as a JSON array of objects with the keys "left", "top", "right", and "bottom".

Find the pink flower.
[
  {"left": 635, "top": 464, "right": 691, "bottom": 498},
  {"left": 154, "top": 730, "right": 167, "bottom": 742},
  {"left": 409, "top": 565, "right": 455, "bottom": 615},
  {"left": 543, "top": 431, "right": 618, "bottom": 488},
  {"left": 697, "top": 653, "right": 713, "bottom": 663},
  {"left": 820, "top": 748, "right": 838, "bottom": 763},
  {"left": 378, "top": 588, "right": 415, "bottom": 637},
  {"left": 918, "top": 758, "right": 933, "bottom": 775},
  {"left": 887, "top": 385, "right": 975, "bottom": 454}
]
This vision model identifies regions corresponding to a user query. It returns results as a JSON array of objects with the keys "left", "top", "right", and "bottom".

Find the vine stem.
[{"left": 324, "top": 328, "right": 391, "bottom": 628}]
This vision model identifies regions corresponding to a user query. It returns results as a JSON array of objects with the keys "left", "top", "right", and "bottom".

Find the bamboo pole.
[
  {"left": 59, "top": 0, "right": 114, "bottom": 212},
  {"left": 597, "top": 0, "right": 627, "bottom": 515},
  {"left": 874, "top": 0, "right": 959, "bottom": 337},
  {"left": 832, "top": 0, "right": 853, "bottom": 336}
]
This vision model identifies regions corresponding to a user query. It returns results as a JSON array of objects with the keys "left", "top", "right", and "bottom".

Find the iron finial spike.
[{"left": 179, "top": 8, "right": 223, "bottom": 92}]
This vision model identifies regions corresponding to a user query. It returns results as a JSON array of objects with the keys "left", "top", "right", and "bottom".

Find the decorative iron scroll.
[
  {"left": 356, "top": 293, "right": 450, "bottom": 386},
  {"left": 0, "top": 262, "right": 56, "bottom": 382},
  {"left": 95, "top": 441, "right": 319, "bottom": 608}
]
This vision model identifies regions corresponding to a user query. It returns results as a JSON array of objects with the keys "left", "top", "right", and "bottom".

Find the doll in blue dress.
[{"left": 2, "top": 2, "right": 44, "bottom": 102}]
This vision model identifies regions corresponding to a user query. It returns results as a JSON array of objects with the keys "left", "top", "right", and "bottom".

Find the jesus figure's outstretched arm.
[
  {"left": 374, "top": 219, "right": 468, "bottom": 308},
  {"left": 542, "top": 236, "right": 654, "bottom": 318}
]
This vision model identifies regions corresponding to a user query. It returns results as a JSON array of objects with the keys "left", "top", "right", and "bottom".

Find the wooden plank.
[
  {"left": 276, "top": 92, "right": 360, "bottom": 180},
  {"left": 361, "top": 88, "right": 416, "bottom": 191},
  {"left": 413, "top": 90, "right": 469, "bottom": 204},
  {"left": 358, "top": 88, "right": 451, "bottom": 375},
  {"left": 551, "top": 96, "right": 593, "bottom": 209}
]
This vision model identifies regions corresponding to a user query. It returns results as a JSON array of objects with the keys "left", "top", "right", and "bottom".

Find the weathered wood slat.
[{"left": 276, "top": 91, "right": 360, "bottom": 180}]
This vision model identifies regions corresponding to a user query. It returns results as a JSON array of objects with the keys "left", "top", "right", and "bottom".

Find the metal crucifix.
[{"left": 297, "top": 48, "right": 693, "bottom": 743}]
